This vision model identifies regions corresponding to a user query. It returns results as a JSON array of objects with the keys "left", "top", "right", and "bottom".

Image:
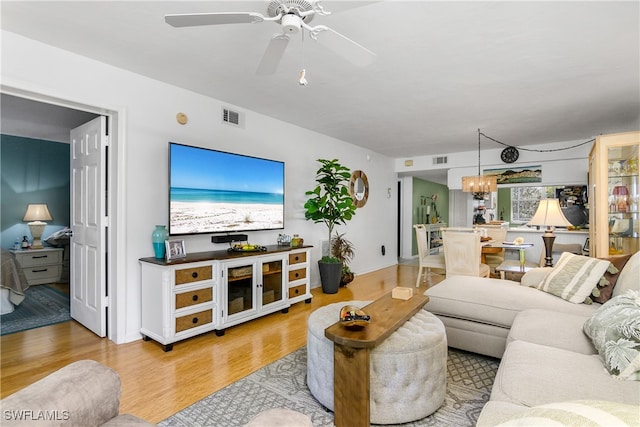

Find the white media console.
[{"left": 139, "top": 245, "right": 312, "bottom": 351}]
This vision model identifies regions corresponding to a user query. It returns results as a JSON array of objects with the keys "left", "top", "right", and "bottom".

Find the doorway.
[{"left": 0, "top": 89, "right": 122, "bottom": 342}]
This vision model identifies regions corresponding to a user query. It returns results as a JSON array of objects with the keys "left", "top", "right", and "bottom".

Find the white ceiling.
[{"left": 1, "top": 1, "right": 639, "bottom": 160}]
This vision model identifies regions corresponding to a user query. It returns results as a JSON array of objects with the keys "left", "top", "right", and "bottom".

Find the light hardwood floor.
[{"left": 0, "top": 264, "right": 443, "bottom": 424}]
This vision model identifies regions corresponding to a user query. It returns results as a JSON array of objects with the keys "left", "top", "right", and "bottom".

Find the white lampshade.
[
  {"left": 528, "top": 199, "right": 572, "bottom": 229},
  {"left": 23, "top": 204, "right": 53, "bottom": 249},
  {"left": 23, "top": 204, "right": 53, "bottom": 222}
]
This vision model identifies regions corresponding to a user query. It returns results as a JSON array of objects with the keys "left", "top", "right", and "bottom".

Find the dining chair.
[
  {"left": 481, "top": 226, "right": 508, "bottom": 276},
  {"left": 414, "top": 224, "right": 446, "bottom": 287},
  {"left": 442, "top": 230, "right": 491, "bottom": 278}
]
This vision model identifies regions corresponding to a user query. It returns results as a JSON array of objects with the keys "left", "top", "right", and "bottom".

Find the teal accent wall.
[
  {"left": 1, "top": 135, "right": 70, "bottom": 249},
  {"left": 412, "top": 177, "right": 449, "bottom": 256}
]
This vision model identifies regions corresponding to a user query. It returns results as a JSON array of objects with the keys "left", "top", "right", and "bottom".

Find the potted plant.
[
  {"left": 331, "top": 232, "right": 355, "bottom": 287},
  {"left": 304, "top": 159, "right": 357, "bottom": 293}
]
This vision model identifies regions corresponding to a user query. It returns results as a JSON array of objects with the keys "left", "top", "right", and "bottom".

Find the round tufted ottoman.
[{"left": 307, "top": 300, "right": 447, "bottom": 424}]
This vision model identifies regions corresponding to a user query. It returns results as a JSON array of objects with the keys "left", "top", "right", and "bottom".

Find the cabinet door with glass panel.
[
  {"left": 221, "top": 254, "right": 287, "bottom": 328},
  {"left": 589, "top": 131, "right": 640, "bottom": 257}
]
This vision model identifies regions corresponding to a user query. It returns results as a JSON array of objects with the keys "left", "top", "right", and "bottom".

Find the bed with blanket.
[{"left": 1, "top": 249, "right": 29, "bottom": 313}]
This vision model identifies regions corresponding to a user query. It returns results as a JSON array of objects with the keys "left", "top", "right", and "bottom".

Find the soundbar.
[{"left": 211, "top": 234, "right": 248, "bottom": 244}]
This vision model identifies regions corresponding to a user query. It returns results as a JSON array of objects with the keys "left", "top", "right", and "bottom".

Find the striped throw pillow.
[
  {"left": 495, "top": 400, "right": 640, "bottom": 426},
  {"left": 536, "top": 252, "right": 611, "bottom": 304}
]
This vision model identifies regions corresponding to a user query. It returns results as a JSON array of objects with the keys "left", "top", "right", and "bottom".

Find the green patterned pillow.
[
  {"left": 536, "top": 252, "right": 611, "bottom": 304},
  {"left": 495, "top": 400, "right": 640, "bottom": 426},
  {"left": 583, "top": 290, "right": 640, "bottom": 380}
]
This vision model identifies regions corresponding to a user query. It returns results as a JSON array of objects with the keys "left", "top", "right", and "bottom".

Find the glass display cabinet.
[
  {"left": 588, "top": 131, "right": 639, "bottom": 257},
  {"left": 223, "top": 255, "right": 286, "bottom": 322}
]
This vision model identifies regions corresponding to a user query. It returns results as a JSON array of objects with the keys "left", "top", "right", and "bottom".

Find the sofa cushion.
[
  {"left": 491, "top": 340, "right": 640, "bottom": 407},
  {"left": 476, "top": 401, "right": 528, "bottom": 427},
  {"left": 488, "top": 400, "right": 640, "bottom": 427},
  {"left": 612, "top": 251, "right": 640, "bottom": 298},
  {"left": 508, "top": 309, "right": 596, "bottom": 355},
  {"left": 0, "top": 360, "right": 122, "bottom": 426},
  {"left": 536, "top": 252, "right": 610, "bottom": 303},
  {"left": 583, "top": 290, "right": 640, "bottom": 380},
  {"left": 425, "top": 276, "right": 599, "bottom": 330}
]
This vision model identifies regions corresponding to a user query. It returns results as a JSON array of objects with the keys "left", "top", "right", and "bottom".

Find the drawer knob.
[
  {"left": 191, "top": 272, "right": 198, "bottom": 278},
  {"left": 295, "top": 289, "right": 299, "bottom": 294},
  {"left": 294, "top": 256, "right": 299, "bottom": 261},
  {"left": 294, "top": 273, "right": 299, "bottom": 278},
  {"left": 192, "top": 317, "right": 199, "bottom": 324},
  {"left": 192, "top": 295, "right": 199, "bottom": 302}
]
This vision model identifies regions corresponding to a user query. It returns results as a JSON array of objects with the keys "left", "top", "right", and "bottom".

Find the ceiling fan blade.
[
  {"left": 256, "top": 34, "right": 290, "bottom": 75},
  {"left": 312, "top": 25, "right": 376, "bottom": 67},
  {"left": 165, "top": 12, "right": 265, "bottom": 27}
]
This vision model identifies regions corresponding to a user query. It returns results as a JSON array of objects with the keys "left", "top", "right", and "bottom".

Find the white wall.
[
  {"left": 395, "top": 140, "right": 592, "bottom": 189},
  {"left": 396, "top": 140, "right": 592, "bottom": 261},
  {"left": 1, "top": 30, "right": 397, "bottom": 343}
]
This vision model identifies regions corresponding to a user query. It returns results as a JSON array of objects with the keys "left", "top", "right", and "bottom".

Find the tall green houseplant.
[{"left": 304, "top": 159, "right": 357, "bottom": 293}]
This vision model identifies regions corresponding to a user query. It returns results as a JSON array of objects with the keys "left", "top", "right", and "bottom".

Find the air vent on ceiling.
[
  {"left": 432, "top": 156, "right": 448, "bottom": 165},
  {"left": 222, "top": 107, "right": 242, "bottom": 127}
]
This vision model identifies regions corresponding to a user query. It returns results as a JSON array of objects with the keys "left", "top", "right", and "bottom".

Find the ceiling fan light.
[{"left": 281, "top": 14, "right": 301, "bottom": 33}]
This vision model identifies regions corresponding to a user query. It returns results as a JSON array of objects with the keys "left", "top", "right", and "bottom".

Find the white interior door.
[{"left": 70, "top": 116, "right": 107, "bottom": 336}]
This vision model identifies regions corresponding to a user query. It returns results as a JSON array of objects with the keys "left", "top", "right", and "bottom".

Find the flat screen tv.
[{"left": 169, "top": 142, "right": 284, "bottom": 235}]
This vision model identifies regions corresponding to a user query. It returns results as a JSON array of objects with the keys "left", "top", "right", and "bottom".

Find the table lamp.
[
  {"left": 23, "top": 204, "right": 53, "bottom": 249},
  {"left": 528, "top": 199, "right": 572, "bottom": 267}
]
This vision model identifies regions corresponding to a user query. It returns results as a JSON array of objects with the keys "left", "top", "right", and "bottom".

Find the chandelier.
[{"left": 462, "top": 130, "right": 497, "bottom": 194}]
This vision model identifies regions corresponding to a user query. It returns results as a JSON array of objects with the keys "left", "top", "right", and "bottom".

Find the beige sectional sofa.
[
  {"left": 425, "top": 251, "right": 640, "bottom": 424},
  {"left": 0, "top": 360, "right": 154, "bottom": 426}
]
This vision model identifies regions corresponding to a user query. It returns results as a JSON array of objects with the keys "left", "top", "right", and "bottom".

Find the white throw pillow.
[
  {"left": 495, "top": 400, "right": 640, "bottom": 426},
  {"left": 536, "top": 252, "right": 611, "bottom": 304},
  {"left": 520, "top": 267, "right": 553, "bottom": 288}
]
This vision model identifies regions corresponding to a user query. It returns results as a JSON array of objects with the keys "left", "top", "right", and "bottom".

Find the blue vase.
[{"left": 152, "top": 225, "right": 169, "bottom": 259}]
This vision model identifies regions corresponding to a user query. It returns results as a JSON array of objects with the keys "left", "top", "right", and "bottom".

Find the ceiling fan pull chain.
[{"left": 299, "top": 30, "right": 308, "bottom": 86}]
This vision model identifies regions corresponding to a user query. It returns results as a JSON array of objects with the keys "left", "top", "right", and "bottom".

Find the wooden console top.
[
  {"left": 325, "top": 291, "right": 429, "bottom": 348},
  {"left": 139, "top": 244, "right": 312, "bottom": 266}
]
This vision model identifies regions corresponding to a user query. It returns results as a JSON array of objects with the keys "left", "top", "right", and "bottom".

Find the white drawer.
[
  {"left": 16, "top": 250, "right": 63, "bottom": 267},
  {"left": 23, "top": 264, "right": 62, "bottom": 283}
]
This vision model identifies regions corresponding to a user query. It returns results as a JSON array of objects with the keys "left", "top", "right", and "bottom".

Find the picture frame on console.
[{"left": 165, "top": 240, "right": 186, "bottom": 260}]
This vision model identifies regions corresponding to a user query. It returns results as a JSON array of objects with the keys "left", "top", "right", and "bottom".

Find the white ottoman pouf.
[
  {"left": 245, "top": 408, "right": 312, "bottom": 426},
  {"left": 307, "top": 300, "right": 447, "bottom": 425}
]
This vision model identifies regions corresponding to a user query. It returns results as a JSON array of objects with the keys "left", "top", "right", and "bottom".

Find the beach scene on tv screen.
[{"left": 170, "top": 144, "right": 284, "bottom": 234}]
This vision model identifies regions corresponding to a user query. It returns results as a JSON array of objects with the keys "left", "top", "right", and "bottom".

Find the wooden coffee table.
[{"left": 324, "top": 291, "right": 429, "bottom": 427}]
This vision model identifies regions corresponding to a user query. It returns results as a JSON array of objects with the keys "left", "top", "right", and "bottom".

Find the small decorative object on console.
[
  {"left": 228, "top": 243, "right": 267, "bottom": 252},
  {"left": 277, "top": 234, "right": 291, "bottom": 246},
  {"left": 152, "top": 225, "right": 169, "bottom": 259},
  {"left": 165, "top": 239, "right": 186, "bottom": 260},
  {"left": 339, "top": 305, "right": 371, "bottom": 330},
  {"left": 392, "top": 287, "right": 413, "bottom": 300}
]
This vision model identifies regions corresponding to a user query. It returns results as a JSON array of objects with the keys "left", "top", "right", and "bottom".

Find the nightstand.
[{"left": 9, "top": 248, "right": 64, "bottom": 286}]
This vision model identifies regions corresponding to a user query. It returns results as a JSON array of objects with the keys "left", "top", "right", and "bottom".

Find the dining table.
[{"left": 481, "top": 241, "right": 534, "bottom": 265}]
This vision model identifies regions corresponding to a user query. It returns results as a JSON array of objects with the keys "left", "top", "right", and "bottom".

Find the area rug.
[
  {"left": 159, "top": 346, "right": 499, "bottom": 427},
  {"left": 0, "top": 285, "right": 71, "bottom": 335}
]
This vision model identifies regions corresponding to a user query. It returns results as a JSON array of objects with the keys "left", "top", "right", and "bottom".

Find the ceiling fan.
[{"left": 165, "top": 0, "right": 376, "bottom": 76}]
